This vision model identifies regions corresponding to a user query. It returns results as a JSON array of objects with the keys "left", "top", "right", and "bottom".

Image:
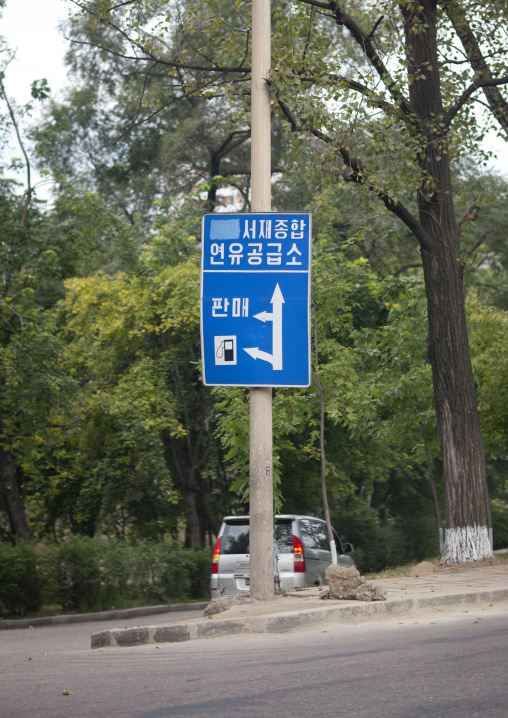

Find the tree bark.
[
  {"left": 403, "top": 0, "right": 491, "bottom": 563},
  {"left": 313, "top": 301, "right": 337, "bottom": 563},
  {"left": 182, "top": 486, "right": 201, "bottom": 549},
  {"left": 0, "top": 411, "right": 31, "bottom": 541},
  {"left": 200, "top": 477, "right": 220, "bottom": 538}
]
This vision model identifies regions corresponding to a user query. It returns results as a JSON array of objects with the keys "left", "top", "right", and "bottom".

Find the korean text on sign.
[{"left": 203, "top": 215, "right": 310, "bottom": 271}]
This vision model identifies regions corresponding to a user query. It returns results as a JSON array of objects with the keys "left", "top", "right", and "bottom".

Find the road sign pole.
[{"left": 250, "top": 0, "right": 273, "bottom": 601}]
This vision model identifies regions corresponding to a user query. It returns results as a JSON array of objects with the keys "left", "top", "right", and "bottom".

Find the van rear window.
[
  {"left": 275, "top": 521, "right": 293, "bottom": 554},
  {"left": 221, "top": 519, "right": 294, "bottom": 554},
  {"left": 222, "top": 522, "right": 250, "bottom": 554}
]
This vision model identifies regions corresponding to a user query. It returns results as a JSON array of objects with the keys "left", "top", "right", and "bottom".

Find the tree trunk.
[
  {"left": 0, "top": 429, "right": 31, "bottom": 541},
  {"left": 421, "top": 241, "right": 490, "bottom": 562},
  {"left": 200, "top": 477, "right": 220, "bottom": 538},
  {"left": 405, "top": 0, "right": 492, "bottom": 563},
  {"left": 183, "top": 487, "right": 201, "bottom": 549},
  {"left": 313, "top": 301, "right": 337, "bottom": 563}
]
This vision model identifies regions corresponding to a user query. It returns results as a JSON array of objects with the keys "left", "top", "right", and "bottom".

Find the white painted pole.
[{"left": 249, "top": 0, "right": 273, "bottom": 601}]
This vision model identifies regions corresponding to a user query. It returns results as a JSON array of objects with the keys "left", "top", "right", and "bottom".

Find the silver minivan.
[{"left": 210, "top": 514, "right": 355, "bottom": 597}]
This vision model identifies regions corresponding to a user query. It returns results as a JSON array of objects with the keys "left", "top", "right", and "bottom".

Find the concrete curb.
[
  {"left": 90, "top": 587, "right": 508, "bottom": 649},
  {"left": 0, "top": 602, "right": 208, "bottom": 631}
]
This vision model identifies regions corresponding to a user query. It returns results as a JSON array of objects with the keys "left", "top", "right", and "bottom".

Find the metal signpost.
[{"left": 201, "top": 212, "right": 312, "bottom": 388}]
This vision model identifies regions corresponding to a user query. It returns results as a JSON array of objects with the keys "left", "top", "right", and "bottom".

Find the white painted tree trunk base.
[{"left": 440, "top": 525, "right": 493, "bottom": 565}]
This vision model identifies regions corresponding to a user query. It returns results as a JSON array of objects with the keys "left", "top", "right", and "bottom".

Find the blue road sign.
[{"left": 201, "top": 213, "right": 312, "bottom": 387}]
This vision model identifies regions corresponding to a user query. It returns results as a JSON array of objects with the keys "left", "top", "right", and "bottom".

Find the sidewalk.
[{"left": 91, "top": 557, "right": 508, "bottom": 648}]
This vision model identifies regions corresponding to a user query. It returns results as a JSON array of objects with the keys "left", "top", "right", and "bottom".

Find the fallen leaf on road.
[{"left": 62, "top": 690, "right": 70, "bottom": 695}]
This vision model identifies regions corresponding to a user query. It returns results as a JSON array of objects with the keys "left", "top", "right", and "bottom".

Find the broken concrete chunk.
[
  {"left": 325, "top": 564, "right": 386, "bottom": 602},
  {"left": 203, "top": 594, "right": 254, "bottom": 616}
]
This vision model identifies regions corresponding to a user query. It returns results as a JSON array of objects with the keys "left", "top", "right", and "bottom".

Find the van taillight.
[
  {"left": 211, "top": 537, "right": 222, "bottom": 574},
  {"left": 293, "top": 535, "right": 306, "bottom": 573}
]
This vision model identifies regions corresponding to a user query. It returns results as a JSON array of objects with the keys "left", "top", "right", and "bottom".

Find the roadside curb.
[
  {"left": 0, "top": 602, "right": 208, "bottom": 631},
  {"left": 90, "top": 586, "right": 508, "bottom": 649}
]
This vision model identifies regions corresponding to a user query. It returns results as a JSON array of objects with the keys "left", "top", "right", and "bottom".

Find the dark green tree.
[{"left": 63, "top": 0, "right": 508, "bottom": 562}]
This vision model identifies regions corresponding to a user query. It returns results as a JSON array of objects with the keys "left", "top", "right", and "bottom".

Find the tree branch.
[
  {"left": 443, "top": 75, "right": 508, "bottom": 129},
  {"left": 276, "top": 95, "right": 428, "bottom": 249},
  {"left": 457, "top": 203, "right": 480, "bottom": 234},
  {"left": 394, "top": 263, "right": 423, "bottom": 277},
  {"left": 65, "top": 34, "right": 251, "bottom": 74},
  {"left": 462, "top": 232, "right": 487, "bottom": 269},
  {"left": 214, "top": 129, "right": 251, "bottom": 163},
  {"left": 296, "top": 0, "right": 411, "bottom": 114},
  {"left": 113, "top": 76, "right": 246, "bottom": 144},
  {"left": 291, "top": 72, "right": 395, "bottom": 114},
  {"left": 302, "top": 6, "right": 316, "bottom": 69},
  {"left": 0, "top": 65, "right": 32, "bottom": 256},
  {"left": 368, "top": 15, "right": 384, "bottom": 40},
  {"left": 447, "top": 4, "right": 508, "bottom": 135}
]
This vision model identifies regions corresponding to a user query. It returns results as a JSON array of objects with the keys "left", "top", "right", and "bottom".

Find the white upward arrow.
[{"left": 244, "top": 284, "right": 284, "bottom": 370}]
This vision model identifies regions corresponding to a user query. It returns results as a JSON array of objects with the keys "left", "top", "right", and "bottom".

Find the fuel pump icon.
[{"left": 214, "top": 336, "right": 237, "bottom": 365}]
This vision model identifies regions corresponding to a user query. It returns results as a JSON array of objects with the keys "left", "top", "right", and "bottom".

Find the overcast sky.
[
  {"left": 2, "top": 0, "right": 69, "bottom": 103},
  {"left": 1, "top": 0, "right": 506, "bottom": 194},
  {"left": 1, "top": 0, "right": 69, "bottom": 195}
]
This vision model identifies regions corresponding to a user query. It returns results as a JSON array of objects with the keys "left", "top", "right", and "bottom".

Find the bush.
[
  {"left": 187, "top": 547, "right": 213, "bottom": 599},
  {"left": 111, "top": 540, "right": 212, "bottom": 604},
  {"left": 45, "top": 536, "right": 102, "bottom": 613},
  {"left": 491, "top": 501, "right": 508, "bottom": 550},
  {"left": 0, "top": 542, "right": 41, "bottom": 617},
  {"left": 331, "top": 505, "right": 440, "bottom": 574},
  {"left": 99, "top": 538, "right": 136, "bottom": 607},
  {"left": 0, "top": 535, "right": 212, "bottom": 618}
]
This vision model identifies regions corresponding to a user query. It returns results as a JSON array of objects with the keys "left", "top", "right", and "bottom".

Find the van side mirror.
[{"left": 343, "top": 543, "right": 354, "bottom": 554}]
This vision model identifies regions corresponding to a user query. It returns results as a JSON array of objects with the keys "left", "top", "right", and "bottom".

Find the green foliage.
[
  {"left": 468, "top": 299, "right": 508, "bottom": 457},
  {"left": 491, "top": 500, "right": 508, "bottom": 551},
  {"left": 110, "top": 540, "right": 211, "bottom": 603},
  {"left": 3, "top": 0, "right": 508, "bottom": 567},
  {"left": 30, "top": 79, "right": 50, "bottom": 101},
  {"left": 18, "top": 254, "right": 228, "bottom": 543},
  {"left": 0, "top": 536, "right": 212, "bottom": 618},
  {"left": 0, "top": 542, "right": 41, "bottom": 617},
  {"left": 45, "top": 535, "right": 103, "bottom": 612},
  {"left": 332, "top": 503, "right": 440, "bottom": 575}
]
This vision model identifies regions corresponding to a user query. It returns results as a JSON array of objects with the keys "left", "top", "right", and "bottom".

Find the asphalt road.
[{"left": 1, "top": 603, "right": 507, "bottom": 718}]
